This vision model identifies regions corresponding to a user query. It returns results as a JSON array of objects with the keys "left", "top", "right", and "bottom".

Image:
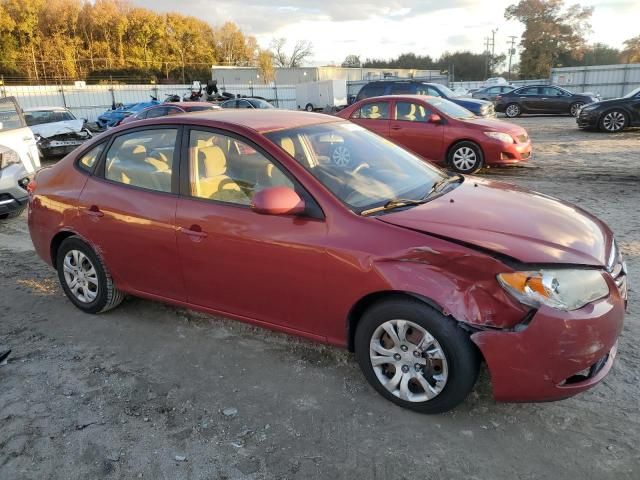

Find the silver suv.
[{"left": 0, "top": 97, "right": 40, "bottom": 219}]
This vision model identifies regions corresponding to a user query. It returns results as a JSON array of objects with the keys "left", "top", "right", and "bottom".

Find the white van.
[{"left": 0, "top": 97, "right": 40, "bottom": 219}]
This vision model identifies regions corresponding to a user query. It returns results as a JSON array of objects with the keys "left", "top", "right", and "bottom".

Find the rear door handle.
[
  {"left": 179, "top": 226, "right": 208, "bottom": 238},
  {"left": 83, "top": 206, "right": 104, "bottom": 217}
]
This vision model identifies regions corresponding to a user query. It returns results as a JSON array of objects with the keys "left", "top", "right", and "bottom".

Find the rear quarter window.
[{"left": 77, "top": 143, "right": 106, "bottom": 173}]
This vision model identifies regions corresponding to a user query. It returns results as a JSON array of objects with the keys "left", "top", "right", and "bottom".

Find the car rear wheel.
[
  {"left": 56, "top": 236, "right": 124, "bottom": 314},
  {"left": 505, "top": 103, "right": 521, "bottom": 118},
  {"left": 448, "top": 141, "right": 484, "bottom": 174},
  {"left": 354, "top": 298, "right": 480, "bottom": 414},
  {"left": 570, "top": 102, "right": 584, "bottom": 117},
  {"left": 305, "top": 103, "right": 314, "bottom": 112},
  {"left": 600, "top": 110, "right": 628, "bottom": 133}
]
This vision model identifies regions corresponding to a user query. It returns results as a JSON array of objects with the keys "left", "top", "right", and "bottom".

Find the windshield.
[
  {"left": 265, "top": 122, "right": 446, "bottom": 213},
  {"left": 426, "top": 98, "right": 475, "bottom": 119},
  {"left": 25, "top": 109, "right": 75, "bottom": 126},
  {"left": 249, "top": 99, "right": 273, "bottom": 109},
  {"left": 435, "top": 84, "right": 457, "bottom": 98},
  {"left": 624, "top": 87, "right": 640, "bottom": 98}
]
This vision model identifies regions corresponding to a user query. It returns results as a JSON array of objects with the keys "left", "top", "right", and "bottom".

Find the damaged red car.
[{"left": 28, "top": 110, "right": 627, "bottom": 413}]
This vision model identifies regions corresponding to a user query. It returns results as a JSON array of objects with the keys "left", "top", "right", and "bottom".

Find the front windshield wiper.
[
  {"left": 424, "top": 173, "right": 463, "bottom": 199},
  {"left": 360, "top": 174, "right": 463, "bottom": 216}
]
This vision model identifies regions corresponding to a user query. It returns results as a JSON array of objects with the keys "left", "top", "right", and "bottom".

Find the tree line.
[{"left": 0, "top": 0, "right": 308, "bottom": 84}]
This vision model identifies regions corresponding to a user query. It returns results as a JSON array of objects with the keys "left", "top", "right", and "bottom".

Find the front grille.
[
  {"left": 608, "top": 240, "right": 628, "bottom": 300},
  {"left": 516, "top": 134, "right": 528, "bottom": 143}
]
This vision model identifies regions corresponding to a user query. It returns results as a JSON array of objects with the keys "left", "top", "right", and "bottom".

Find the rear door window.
[
  {"left": 357, "top": 83, "right": 387, "bottom": 100},
  {"left": 518, "top": 87, "right": 541, "bottom": 95},
  {"left": 394, "top": 102, "right": 431, "bottom": 122},
  {"left": 104, "top": 128, "right": 177, "bottom": 193},
  {"left": 390, "top": 83, "right": 415, "bottom": 95},
  {"left": 352, "top": 101, "right": 390, "bottom": 120}
]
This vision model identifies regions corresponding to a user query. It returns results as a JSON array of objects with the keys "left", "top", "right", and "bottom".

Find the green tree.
[
  {"left": 505, "top": 0, "right": 593, "bottom": 78},
  {"left": 621, "top": 35, "right": 640, "bottom": 63},
  {"left": 341, "top": 55, "right": 361, "bottom": 68}
]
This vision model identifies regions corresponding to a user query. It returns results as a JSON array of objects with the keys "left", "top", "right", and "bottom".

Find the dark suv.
[
  {"left": 354, "top": 81, "right": 495, "bottom": 118},
  {"left": 495, "top": 85, "right": 599, "bottom": 118}
]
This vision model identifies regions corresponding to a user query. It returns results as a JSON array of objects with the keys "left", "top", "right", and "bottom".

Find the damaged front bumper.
[{"left": 471, "top": 282, "right": 625, "bottom": 402}]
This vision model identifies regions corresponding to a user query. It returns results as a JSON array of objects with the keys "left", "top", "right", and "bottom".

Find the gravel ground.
[{"left": 1, "top": 116, "right": 639, "bottom": 479}]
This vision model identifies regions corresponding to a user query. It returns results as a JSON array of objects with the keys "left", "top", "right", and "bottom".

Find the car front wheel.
[
  {"left": 56, "top": 236, "right": 125, "bottom": 314},
  {"left": 448, "top": 141, "right": 484, "bottom": 174},
  {"left": 600, "top": 110, "right": 628, "bottom": 133},
  {"left": 355, "top": 298, "right": 480, "bottom": 414},
  {"left": 505, "top": 103, "right": 521, "bottom": 117},
  {"left": 570, "top": 102, "right": 584, "bottom": 117}
]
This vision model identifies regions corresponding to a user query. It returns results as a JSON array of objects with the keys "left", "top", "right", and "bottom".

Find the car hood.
[
  {"left": 30, "top": 119, "right": 85, "bottom": 138},
  {"left": 378, "top": 177, "right": 612, "bottom": 266},
  {"left": 451, "top": 98, "right": 490, "bottom": 108},
  {"left": 585, "top": 97, "right": 626, "bottom": 108},
  {"left": 460, "top": 117, "right": 527, "bottom": 136}
]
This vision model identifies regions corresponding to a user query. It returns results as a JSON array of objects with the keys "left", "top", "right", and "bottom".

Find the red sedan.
[
  {"left": 337, "top": 95, "right": 532, "bottom": 173},
  {"left": 119, "top": 102, "right": 221, "bottom": 125},
  {"left": 28, "top": 110, "right": 626, "bottom": 413}
]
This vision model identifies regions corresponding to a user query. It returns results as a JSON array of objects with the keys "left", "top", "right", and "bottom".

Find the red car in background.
[
  {"left": 337, "top": 95, "right": 532, "bottom": 174},
  {"left": 27, "top": 110, "right": 625, "bottom": 413},
  {"left": 119, "top": 102, "right": 221, "bottom": 125}
]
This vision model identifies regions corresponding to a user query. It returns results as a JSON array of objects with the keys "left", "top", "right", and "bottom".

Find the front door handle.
[
  {"left": 391, "top": 125, "right": 402, "bottom": 130},
  {"left": 179, "top": 225, "right": 208, "bottom": 238},
  {"left": 83, "top": 205, "right": 104, "bottom": 217}
]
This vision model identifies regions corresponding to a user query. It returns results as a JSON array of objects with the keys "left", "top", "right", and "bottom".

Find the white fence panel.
[{"left": 551, "top": 64, "right": 640, "bottom": 99}]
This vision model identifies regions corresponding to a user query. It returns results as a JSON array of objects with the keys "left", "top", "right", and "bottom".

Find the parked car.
[
  {"left": 0, "top": 97, "right": 40, "bottom": 219},
  {"left": 472, "top": 85, "right": 516, "bottom": 102},
  {"left": 119, "top": 102, "right": 221, "bottom": 125},
  {"left": 220, "top": 97, "right": 274, "bottom": 109},
  {"left": 337, "top": 95, "right": 531, "bottom": 173},
  {"left": 28, "top": 110, "right": 626, "bottom": 413},
  {"left": 24, "top": 107, "right": 92, "bottom": 158},
  {"left": 355, "top": 81, "right": 496, "bottom": 118},
  {"left": 495, "top": 85, "right": 599, "bottom": 117},
  {"left": 96, "top": 99, "right": 160, "bottom": 129},
  {"left": 481, "top": 77, "right": 508, "bottom": 88},
  {"left": 577, "top": 86, "right": 640, "bottom": 133}
]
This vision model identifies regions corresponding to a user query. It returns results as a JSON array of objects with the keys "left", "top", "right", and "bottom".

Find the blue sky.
[{"left": 132, "top": 0, "right": 640, "bottom": 65}]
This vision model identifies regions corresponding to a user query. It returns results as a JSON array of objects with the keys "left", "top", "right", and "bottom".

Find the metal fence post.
[
  {"left": 152, "top": 84, "right": 159, "bottom": 101},
  {"left": 59, "top": 80, "right": 68, "bottom": 108},
  {"left": 621, "top": 64, "right": 629, "bottom": 97},
  {"left": 273, "top": 80, "right": 279, "bottom": 108},
  {"left": 0, "top": 75, "right": 5, "bottom": 98},
  {"left": 109, "top": 76, "right": 116, "bottom": 109}
]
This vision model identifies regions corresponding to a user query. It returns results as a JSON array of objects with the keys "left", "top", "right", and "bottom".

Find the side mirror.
[
  {"left": 429, "top": 113, "right": 442, "bottom": 124},
  {"left": 251, "top": 186, "right": 305, "bottom": 216}
]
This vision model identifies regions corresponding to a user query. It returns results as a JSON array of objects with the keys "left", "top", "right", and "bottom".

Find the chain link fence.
[{"left": 0, "top": 80, "right": 297, "bottom": 121}]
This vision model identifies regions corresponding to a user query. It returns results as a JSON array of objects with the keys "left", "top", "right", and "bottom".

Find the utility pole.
[
  {"left": 484, "top": 37, "right": 490, "bottom": 79},
  {"left": 490, "top": 28, "right": 498, "bottom": 77},
  {"left": 507, "top": 36, "right": 517, "bottom": 81}
]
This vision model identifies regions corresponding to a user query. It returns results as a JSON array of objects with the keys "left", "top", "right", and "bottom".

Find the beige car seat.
[
  {"left": 194, "top": 146, "right": 249, "bottom": 203},
  {"left": 368, "top": 105, "right": 382, "bottom": 119}
]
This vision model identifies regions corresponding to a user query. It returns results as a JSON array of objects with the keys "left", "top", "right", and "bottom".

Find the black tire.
[
  {"left": 0, "top": 205, "right": 26, "bottom": 220},
  {"left": 56, "top": 236, "right": 124, "bottom": 314},
  {"left": 447, "top": 141, "right": 484, "bottom": 174},
  {"left": 354, "top": 297, "right": 480, "bottom": 414},
  {"left": 599, "top": 109, "right": 628, "bottom": 133},
  {"left": 504, "top": 103, "right": 521, "bottom": 118},
  {"left": 305, "top": 103, "right": 314, "bottom": 112},
  {"left": 570, "top": 102, "right": 584, "bottom": 117}
]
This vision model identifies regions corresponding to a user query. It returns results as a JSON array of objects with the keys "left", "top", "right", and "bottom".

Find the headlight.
[
  {"left": 581, "top": 104, "right": 597, "bottom": 112},
  {"left": 497, "top": 269, "right": 609, "bottom": 311},
  {"left": 0, "top": 146, "right": 21, "bottom": 170},
  {"left": 484, "top": 131, "right": 513, "bottom": 143}
]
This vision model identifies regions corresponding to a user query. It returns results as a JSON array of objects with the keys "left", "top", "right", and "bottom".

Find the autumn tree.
[
  {"left": 256, "top": 50, "right": 275, "bottom": 84},
  {"left": 621, "top": 35, "right": 640, "bottom": 63},
  {"left": 505, "top": 0, "right": 593, "bottom": 78}
]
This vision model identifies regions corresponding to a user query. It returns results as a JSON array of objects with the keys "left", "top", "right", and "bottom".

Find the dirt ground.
[{"left": 1, "top": 116, "right": 639, "bottom": 480}]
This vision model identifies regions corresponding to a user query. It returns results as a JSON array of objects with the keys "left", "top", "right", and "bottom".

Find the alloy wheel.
[
  {"left": 369, "top": 319, "right": 448, "bottom": 402},
  {"left": 571, "top": 102, "right": 584, "bottom": 117},
  {"left": 332, "top": 146, "right": 351, "bottom": 167},
  {"left": 452, "top": 147, "right": 478, "bottom": 172},
  {"left": 602, "top": 111, "right": 626, "bottom": 132},
  {"left": 62, "top": 249, "right": 99, "bottom": 303},
  {"left": 505, "top": 104, "right": 520, "bottom": 117}
]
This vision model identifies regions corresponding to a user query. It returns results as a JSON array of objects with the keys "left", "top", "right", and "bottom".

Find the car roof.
[
  {"left": 133, "top": 109, "right": 343, "bottom": 134},
  {"left": 353, "top": 94, "right": 436, "bottom": 103},
  {"left": 24, "top": 106, "right": 71, "bottom": 112}
]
